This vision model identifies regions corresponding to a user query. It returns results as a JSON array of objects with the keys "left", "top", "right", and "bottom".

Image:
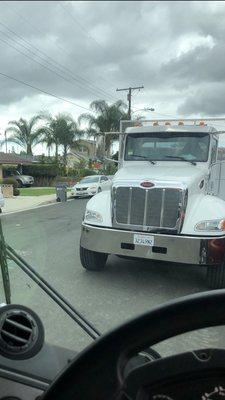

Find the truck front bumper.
[{"left": 81, "top": 223, "right": 225, "bottom": 266}]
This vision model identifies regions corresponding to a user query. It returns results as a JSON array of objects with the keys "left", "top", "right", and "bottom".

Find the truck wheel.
[
  {"left": 80, "top": 245, "right": 108, "bottom": 271},
  {"left": 207, "top": 264, "right": 225, "bottom": 289}
]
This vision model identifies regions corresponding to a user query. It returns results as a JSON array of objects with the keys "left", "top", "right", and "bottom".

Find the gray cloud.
[{"left": 0, "top": 1, "right": 225, "bottom": 119}]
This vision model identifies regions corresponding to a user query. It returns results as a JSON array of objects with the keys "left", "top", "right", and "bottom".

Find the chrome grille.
[{"left": 113, "top": 186, "right": 184, "bottom": 231}]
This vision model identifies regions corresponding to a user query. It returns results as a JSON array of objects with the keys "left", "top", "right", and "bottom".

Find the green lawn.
[{"left": 20, "top": 188, "right": 56, "bottom": 196}]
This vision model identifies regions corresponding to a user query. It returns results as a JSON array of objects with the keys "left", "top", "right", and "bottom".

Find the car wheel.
[
  {"left": 207, "top": 263, "right": 225, "bottom": 289},
  {"left": 98, "top": 187, "right": 102, "bottom": 193},
  {"left": 80, "top": 245, "right": 108, "bottom": 271},
  {"left": 17, "top": 180, "right": 23, "bottom": 188}
]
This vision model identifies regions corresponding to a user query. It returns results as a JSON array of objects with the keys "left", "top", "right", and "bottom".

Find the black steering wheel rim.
[{"left": 43, "top": 289, "right": 225, "bottom": 400}]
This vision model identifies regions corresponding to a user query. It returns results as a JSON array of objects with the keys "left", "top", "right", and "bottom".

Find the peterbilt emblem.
[{"left": 140, "top": 181, "right": 155, "bottom": 188}]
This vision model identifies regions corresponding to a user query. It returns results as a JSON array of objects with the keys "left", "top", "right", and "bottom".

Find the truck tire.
[
  {"left": 207, "top": 264, "right": 225, "bottom": 289},
  {"left": 80, "top": 245, "right": 108, "bottom": 271}
]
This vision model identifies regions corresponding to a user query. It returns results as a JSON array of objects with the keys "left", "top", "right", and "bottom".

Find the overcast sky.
[{"left": 1, "top": 1, "right": 225, "bottom": 153}]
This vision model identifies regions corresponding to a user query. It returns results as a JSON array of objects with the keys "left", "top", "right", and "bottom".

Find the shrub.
[
  {"left": 2, "top": 178, "right": 18, "bottom": 188},
  {"left": 13, "top": 188, "right": 20, "bottom": 196},
  {"left": 99, "top": 164, "right": 118, "bottom": 175},
  {"left": 22, "top": 164, "right": 59, "bottom": 177},
  {"left": 78, "top": 168, "right": 97, "bottom": 178}
]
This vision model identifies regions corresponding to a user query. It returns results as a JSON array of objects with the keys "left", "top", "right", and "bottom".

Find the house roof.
[{"left": 0, "top": 152, "right": 35, "bottom": 165}]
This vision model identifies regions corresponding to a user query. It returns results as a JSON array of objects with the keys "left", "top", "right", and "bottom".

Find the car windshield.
[
  {"left": 124, "top": 132, "right": 210, "bottom": 162},
  {"left": 1, "top": 0, "right": 225, "bottom": 393},
  {"left": 79, "top": 176, "right": 99, "bottom": 184}
]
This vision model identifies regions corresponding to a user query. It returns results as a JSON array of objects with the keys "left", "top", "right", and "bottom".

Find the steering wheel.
[{"left": 43, "top": 290, "right": 225, "bottom": 400}]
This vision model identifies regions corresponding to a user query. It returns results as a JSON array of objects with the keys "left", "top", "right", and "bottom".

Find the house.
[
  {"left": 66, "top": 139, "right": 97, "bottom": 168},
  {"left": 0, "top": 152, "right": 35, "bottom": 179},
  {"left": 70, "top": 139, "right": 97, "bottom": 158},
  {"left": 66, "top": 151, "right": 87, "bottom": 168}
]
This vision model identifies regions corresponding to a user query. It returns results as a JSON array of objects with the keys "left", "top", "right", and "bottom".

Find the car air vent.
[{"left": 0, "top": 304, "right": 44, "bottom": 360}]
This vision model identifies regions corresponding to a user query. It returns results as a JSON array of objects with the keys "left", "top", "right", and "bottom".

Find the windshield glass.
[
  {"left": 79, "top": 176, "right": 99, "bottom": 184},
  {"left": 124, "top": 132, "right": 210, "bottom": 162},
  {"left": 1, "top": 0, "right": 225, "bottom": 392}
]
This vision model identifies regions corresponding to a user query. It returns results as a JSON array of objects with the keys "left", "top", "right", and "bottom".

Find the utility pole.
[
  {"left": 116, "top": 85, "right": 144, "bottom": 120},
  {"left": 4, "top": 130, "right": 7, "bottom": 153}
]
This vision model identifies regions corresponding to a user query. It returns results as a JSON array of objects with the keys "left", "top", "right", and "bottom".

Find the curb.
[{"left": 1, "top": 198, "right": 74, "bottom": 216}]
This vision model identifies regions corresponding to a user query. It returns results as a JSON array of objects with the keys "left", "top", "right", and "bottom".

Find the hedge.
[
  {"left": 22, "top": 164, "right": 59, "bottom": 177},
  {"left": 67, "top": 168, "right": 97, "bottom": 178}
]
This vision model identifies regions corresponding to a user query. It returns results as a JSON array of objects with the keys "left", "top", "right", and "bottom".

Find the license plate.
[{"left": 133, "top": 234, "right": 154, "bottom": 246}]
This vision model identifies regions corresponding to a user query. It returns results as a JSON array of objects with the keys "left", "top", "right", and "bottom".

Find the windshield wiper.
[
  {"left": 165, "top": 155, "right": 197, "bottom": 166},
  {"left": 131, "top": 154, "right": 156, "bottom": 165}
]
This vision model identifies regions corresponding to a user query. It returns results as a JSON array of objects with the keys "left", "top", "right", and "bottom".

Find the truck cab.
[{"left": 80, "top": 120, "right": 225, "bottom": 289}]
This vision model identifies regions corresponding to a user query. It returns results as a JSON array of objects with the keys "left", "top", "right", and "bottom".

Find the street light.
[{"left": 131, "top": 107, "right": 155, "bottom": 115}]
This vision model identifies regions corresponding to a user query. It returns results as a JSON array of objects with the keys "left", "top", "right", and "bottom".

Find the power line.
[
  {"left": 0, "top": 26, "right": 116, "bottom": 103},
  {"left": 0, "top": 71, "right": 91, "bottom": 111},
  {"left": 116, "top": 86, "right": 144, "bottom": 119},
  {"left": 1, "top": 1, "right": 117, "bottom": 100},
  {"left": 59, "top": 2, "right": 104, "bottom": 50},
  {"left": 0, "top": 22, "right": 116, "bottom": 101},
  {"left": 58, "top": 1, "right": 117, "bottom": 90}
]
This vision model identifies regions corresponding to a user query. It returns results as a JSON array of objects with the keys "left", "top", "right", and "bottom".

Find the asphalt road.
[{"left": 1, "top": 200, "right": 225, "bottom": 358}]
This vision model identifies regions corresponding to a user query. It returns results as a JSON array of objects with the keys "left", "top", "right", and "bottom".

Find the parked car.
[
  {"left": 4, "top": 170, "right": 34, "bottom": 187},
  {"left": 0, "top": 186, "right": 4, "bottom": 213},
  {"left": 71, "top": 175, "right": 111, "bottom": 198}
]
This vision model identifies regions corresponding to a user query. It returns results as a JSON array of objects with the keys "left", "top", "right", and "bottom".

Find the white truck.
[{"left": 80, "top": 119, "right": 225, "bottom": 289}]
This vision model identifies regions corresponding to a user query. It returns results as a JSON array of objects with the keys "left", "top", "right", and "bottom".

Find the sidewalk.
[{"left": 2, "top": 194, "right": 57, "bottom": 214}]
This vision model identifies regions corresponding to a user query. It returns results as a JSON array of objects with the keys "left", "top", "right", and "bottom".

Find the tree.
[
  {"left": 40, "top": 113, "right": 82, "bottom": 166},
  {"left": 5, "top": 116, "right": 42, "bottom": 155},
  {"left": 78, "top": 100, "right": 127, "bottom": 155}
]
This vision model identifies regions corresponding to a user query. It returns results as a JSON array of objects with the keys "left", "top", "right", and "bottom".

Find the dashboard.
[
  {"left": 1, "top": 304, "right": 225, "bottom": 400},
  {"left": 145, "top": 376, "right": 225, "bottom": 399},
  {"left": 0, "top": 304, "right": 76, "bottom": 400}
]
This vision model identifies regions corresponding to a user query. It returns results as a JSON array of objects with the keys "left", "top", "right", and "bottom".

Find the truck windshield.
[{"left": 124, "top": 132, "right": 210, "bottom": 162}]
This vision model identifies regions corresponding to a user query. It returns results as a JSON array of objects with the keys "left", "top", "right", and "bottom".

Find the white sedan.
[{"left": 71, "top": 175, "right": 111, "bottom": 198}]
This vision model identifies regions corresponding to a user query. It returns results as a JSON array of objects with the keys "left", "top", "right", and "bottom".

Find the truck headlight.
[
  {"left": 85, "top": 209, "right": 103, "bottom": 223},
  {"left": 195, "top": 219, "right": 225, "bottom": 232}
]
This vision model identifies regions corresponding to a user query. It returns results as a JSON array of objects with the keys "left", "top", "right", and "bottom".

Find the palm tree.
[
  {"left": 78, "top": 100, "right": 127, "bottom": 155},
  {"left": 40, "top": 113, "right": 82, "bottom": 166},
  {"left": 5, "top": 116, "right": 43, "bottom": 155}
]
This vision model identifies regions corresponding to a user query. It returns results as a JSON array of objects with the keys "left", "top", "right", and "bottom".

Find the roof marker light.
[
  {"left": 153, "top": 122, "right": 159, "bottom": 126},
  {"left": 178, "top": 121, "right": 184, "bottom": 125},
  {"left": 165, "top": 122, "right": 171, "bottom": 125},
  {"left": 199, "top": 121, "right": 205, "bottom": 126}
]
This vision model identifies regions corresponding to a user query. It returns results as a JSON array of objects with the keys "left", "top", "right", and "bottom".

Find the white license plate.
[{"left": 133, "top": 234, "right": 154, "bottom": 247}]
